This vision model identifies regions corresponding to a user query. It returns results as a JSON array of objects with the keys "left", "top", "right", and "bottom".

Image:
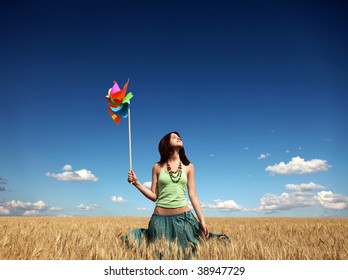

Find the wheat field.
[{"left": 0, "top": 216, "right": 347, "bottom": 260}]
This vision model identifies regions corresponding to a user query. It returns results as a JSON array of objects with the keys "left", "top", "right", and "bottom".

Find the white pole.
[{"left": 128, "top": 106, "right": 132, "bottom": 171}]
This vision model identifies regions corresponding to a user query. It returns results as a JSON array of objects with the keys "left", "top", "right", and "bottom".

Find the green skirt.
[{"left": 123, "top": 211, "right": 228, "bottom": 256}]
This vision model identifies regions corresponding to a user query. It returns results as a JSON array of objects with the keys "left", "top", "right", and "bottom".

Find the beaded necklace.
[{"left": 166, "top": 161, "right": 182, "bottom": 183}]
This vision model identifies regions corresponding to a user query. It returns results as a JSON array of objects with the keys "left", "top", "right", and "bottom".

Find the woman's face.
[{"left": 169, "top": 133, "right": 183, "bottom": 148}]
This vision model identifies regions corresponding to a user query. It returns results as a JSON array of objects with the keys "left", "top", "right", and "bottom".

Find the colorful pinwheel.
[{"left": 106, "top": 80, "right": 133, "bottom": 124}]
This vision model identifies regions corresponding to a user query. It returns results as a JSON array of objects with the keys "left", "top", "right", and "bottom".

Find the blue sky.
[{"left": 1, "top": 0, "right": 347, "bottom": 217}]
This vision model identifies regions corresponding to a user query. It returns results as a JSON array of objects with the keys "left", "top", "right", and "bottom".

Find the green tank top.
[{"left": 156, "top": 166, "right": 188, "bottom": 208}]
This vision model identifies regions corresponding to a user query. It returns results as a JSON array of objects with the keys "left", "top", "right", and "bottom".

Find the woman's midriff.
[{"left": 154, "top": 205, "right": 189, "bottom": 215}]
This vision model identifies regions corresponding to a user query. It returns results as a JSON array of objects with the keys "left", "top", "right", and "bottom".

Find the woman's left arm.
[{"left": 187, "top": 163, "right": 209, "bottom": 238}]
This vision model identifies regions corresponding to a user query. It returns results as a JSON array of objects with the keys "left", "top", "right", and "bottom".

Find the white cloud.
[
  {"left": 136, "top": 207, "right": 150, "bottom": 211},
  {"left": 7, "top": 200, "right": 47, "bottom": 210},
  {"left": 265, "top": 156, "right": 331, "bottom": 175},
  {"left": 46, "top": 165, "right": 98, "bottom": 182},
  {"left": 23, "top": 210, "right": 41, "bottom": 216},
  {"left": 0, "top": 206, "right": 10, "bottom": 215},
  {"left": 33, "top": 200, "right": 47, "bottom": 209},
  {"left": 111, "top": 196, "right": 127, "bottom": 203},
  {"left": 214, "top": 199, "right": 244, "bottom": 211},
  {"left": 143, "top": 182, "right": 152, "bottom": 189},
  {"left": 76, "top": 203, "right": 99, "bottom": 210},
  {"left": 316, "top": 191, "right": 348, "bottom": 210},
  {"left": 0, "top": 200, "right": 52, "bottom": 216},
  {"left": 285, "top": 182, "right": 326, "bottom": 192},
  {"left": 62, "top": 165, "right": 73, "bottom": 171},
  {"left": 201, "top": 199, "right": 244, "bottom": 211},
  {"left": 258, "top": 192, "right": 317, "bottom": 213},
  {"left": 258, "top": 153, "right": 271, "bottom": 160},
  {"left": 255, "top": 182, "right": 348, "bottom": 213},
  {"left": 49, "top": 207, "right": 63, "bottom": 211}
]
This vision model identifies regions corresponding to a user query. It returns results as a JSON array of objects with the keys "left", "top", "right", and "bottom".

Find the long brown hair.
[{"left": 158, "top": 131, "right": 190, "bottom": 166}]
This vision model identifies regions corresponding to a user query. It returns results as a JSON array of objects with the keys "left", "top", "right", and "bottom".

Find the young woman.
[{"left": 125, "top": 131, "right": 227, "bottom": 255}]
